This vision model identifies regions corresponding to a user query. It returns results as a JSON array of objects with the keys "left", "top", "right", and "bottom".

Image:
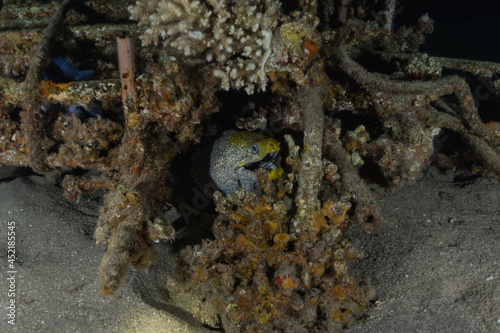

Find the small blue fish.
[
  {"left": 42, "top": 101, "right": 103, "bottom": 121},
  {"left": 66, "top": 102, "right": 103, "bottom": 120},
  {"left": 42, "top": 57, "right": 94, "bottom": 83}
]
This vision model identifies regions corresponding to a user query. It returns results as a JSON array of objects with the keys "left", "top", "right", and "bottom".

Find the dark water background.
[{"left": 396, "top": 0, "right": 500, "bottom": 62}]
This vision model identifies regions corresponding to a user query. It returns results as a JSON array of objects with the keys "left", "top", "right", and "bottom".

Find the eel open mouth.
[{"left": 244, "top": 151, "right": 279, "bottom": 171}]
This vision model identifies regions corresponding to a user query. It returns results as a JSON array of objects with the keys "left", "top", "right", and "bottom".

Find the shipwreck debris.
[{"left": 0, "top": 0, "right": 498, "bottom": 332}]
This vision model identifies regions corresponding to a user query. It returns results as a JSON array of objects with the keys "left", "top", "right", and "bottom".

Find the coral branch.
[
  {"left": 464, "top": 133, "right": 500, "bottom": 176},
  {"left": 40, "top": 80, "right": 121, "bottom": 110},
  {"left": 332, "top": 48, "right": 499, "bottom": 178},
  {"left": 382, "top": 0, "right": 397, "bottom": 32},
  {"left": 98, "top": 214, "right": 158, "bottom": 296},
  {"left": 22, "top": 0, "right": 75, "bottom": 100},
  {"left": 293, "top": 86, "right": 325, "bottom": 233},
  {"left": 433, "top": 56, "right": 500, "bottom": 77},
  {"left": 323, "top": 118, "right": 381, "bottom": 232},
  {"left": 96, "top": 125, "right": 178, "bottom": 295},
  {"left": 334, "top": 48, "right": 461, "bottom": 95},
  {"left": 431, "top": 100, "right": 500, "bottom": 176},
  {"left": 21, "top": 0, "right": 75, "bottom": 174}
]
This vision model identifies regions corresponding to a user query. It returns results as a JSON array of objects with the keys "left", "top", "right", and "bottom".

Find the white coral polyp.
[{"left": 129, "top": 0, "right": 280, "bottom": 94}]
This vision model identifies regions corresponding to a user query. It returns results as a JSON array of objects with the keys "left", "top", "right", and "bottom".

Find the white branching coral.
[{"left": 129, "top": 0, "right": 280, "bottom": 94}]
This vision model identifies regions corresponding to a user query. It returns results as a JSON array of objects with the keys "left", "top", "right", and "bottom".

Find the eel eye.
[{"left": 251, "top": 143, "right": 259, "bottom": 154}]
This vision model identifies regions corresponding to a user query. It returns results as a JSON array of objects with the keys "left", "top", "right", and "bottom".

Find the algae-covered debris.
[
  {"left": 0, "top": 0, "right": 499, "bottom": 331},
  {"left": 178, "top": 174, "right": 374, "bottom": 332}
]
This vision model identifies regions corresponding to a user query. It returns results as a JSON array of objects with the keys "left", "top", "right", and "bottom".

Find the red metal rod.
[{"left": 116, "top": 36, "right": 137, "bottom": 112}]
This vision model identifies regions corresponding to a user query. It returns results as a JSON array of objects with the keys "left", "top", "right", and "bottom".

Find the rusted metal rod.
[{"left": 116, "top": 36, "right": 137, "bottom": 116}]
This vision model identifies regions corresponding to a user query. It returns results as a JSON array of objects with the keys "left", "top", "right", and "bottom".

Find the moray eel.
[{"left": 210, "top": 130, "right": 284, "bottom": 194}]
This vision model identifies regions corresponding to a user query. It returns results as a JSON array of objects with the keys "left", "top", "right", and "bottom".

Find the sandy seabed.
[{"left": 0, "top": 166, "right": 498, "bottom": 333}]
